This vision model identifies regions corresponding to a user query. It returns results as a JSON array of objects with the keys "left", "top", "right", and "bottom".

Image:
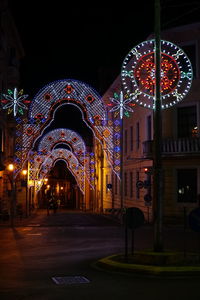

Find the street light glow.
[
  {"left": 8, "top": 164, "right": 14, "bottom": 171},
  {"left": 22, "top": 169, "right": 27, "bottom": 175}
]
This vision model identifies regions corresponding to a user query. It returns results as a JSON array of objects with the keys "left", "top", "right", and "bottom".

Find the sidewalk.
[
  {"left": 0, "top": 208, "right": 74, "bottom": 227},
  {"left": 93, "top": 217, "right": 200, "bottom": 277},
  {"left": 93, "top": 252, "right": 200, "bottom": 277},
  {"left": 0, "top": 209, "right": 39, "bottom": 227},
  {"left": 0, "top": 208, "right": 118, "bottom": 227}
]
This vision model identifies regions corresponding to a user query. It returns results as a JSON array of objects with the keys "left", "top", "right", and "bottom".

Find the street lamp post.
[
  {"left": 153, "top": 0, "right": 163, "bottom": 252},
  {"left": 22, "top": 169, "right": 28, "bottom": 217},
  {"left": 120, "top": 116, "right": 124, "bottom": 211},
  {"left": 7, "top": 163, "right": 16, "bottom": 227},
  {"left": 1, "top": 87, "right": 30, "bottom": 223}
]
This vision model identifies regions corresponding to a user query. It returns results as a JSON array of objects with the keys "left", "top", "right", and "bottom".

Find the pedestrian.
[
  {"left": 53, "top": 199, "right": 58, "bottom": 214},
  {"left": 47, "top": 194, "right": 54, "bottom": 215}
]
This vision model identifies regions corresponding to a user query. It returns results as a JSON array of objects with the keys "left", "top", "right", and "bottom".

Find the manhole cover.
[
  {"left": 26, "top": 233, "right": 42, "bottom": 236},
  {"left": 52, "top": 276, "right": 90, "bottom": 285}
]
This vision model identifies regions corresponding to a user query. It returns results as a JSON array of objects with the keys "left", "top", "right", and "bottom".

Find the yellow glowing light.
[
  {"left": 8, "top": 164, "right": 14, "bottom": 171},
  {"left": 28, "top": 180, "right": 34, "bottom": 187},
  {"left": 22, "top": 169, "right": 27, "bottom": 175}
]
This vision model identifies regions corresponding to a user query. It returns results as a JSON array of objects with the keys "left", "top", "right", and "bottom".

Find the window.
[
  {"left": 177, "top": 169, "right": 197, "bottom": 203},
  {"left": 130, "top": 126, "right": 133, "bottom": 151},
  {"left": 124, "top": 129, "right": 127, "bottom": 153},
  {"left": 147, "top": 115, "right": 152, "bottom": 140},
  {"left": 136, "top": 122, "right": 140, "bottom": 149},
  {"left": 136, "top": 171, "right": 140, "bottom": 199},
  {"left": 177, "top": 106, "right": 197, "bottom": 138},
  {"left": 130, "top": 172, "right": 133, "bottom": 198},
  {"left": 9, "top": 47, "right": 17, "bottom": 67},
  {"left": 124, "top": 172, "right": 127, "bottom": 197}
]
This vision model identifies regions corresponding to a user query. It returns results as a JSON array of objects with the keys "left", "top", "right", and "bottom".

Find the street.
[{"left": 0, "top": 210, "right": 200, "bottom": 300}]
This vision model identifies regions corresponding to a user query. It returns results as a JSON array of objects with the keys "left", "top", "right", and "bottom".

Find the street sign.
[
  {"left": 144, "top": 193, "right": 152, "bottom": 203},
  {"left": 125, "top": 207, "right": 144, "bottom": 229},
  {"left": 188, "top": 207, "right": 200, "bottom": 232},
  {"left": 136, "top": 180, "right": 144, "bottom": 189},
  {"left": 107, "top": 183, "right": 112, "bottom": 189},
  {"left": 144, "top": 180, "right": 151, "bottom": 188}
]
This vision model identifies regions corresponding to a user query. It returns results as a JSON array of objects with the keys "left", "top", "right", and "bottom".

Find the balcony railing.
[{"left": 143, "top": 137, "right": 200, "bottom": 158}]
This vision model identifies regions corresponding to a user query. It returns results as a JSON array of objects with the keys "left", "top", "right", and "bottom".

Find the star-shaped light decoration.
[
  {"left": 1, "top": 87, "right": 30, "bottom": 117},
  {"left": 108, "top": 91, "right": 135, "bottom": 119}
]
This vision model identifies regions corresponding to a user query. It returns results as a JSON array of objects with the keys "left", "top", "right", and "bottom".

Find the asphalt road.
[{"left": 0, "top": 210, "right": 200, "bottom": 300}]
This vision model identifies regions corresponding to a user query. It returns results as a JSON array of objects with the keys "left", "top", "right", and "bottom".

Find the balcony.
[{"left": 143, "top": 137, "right": 200, "bottom": 158}]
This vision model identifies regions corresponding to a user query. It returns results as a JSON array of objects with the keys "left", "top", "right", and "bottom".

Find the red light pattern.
[
  {"left": 44, "top": 93, "right": 52, "bottom": 101},
  {"left": 134, "top": 52, "right": 180, "bottom": 96},
  {"left": 64, "top": 84, "right": 74, "bottom": 94}
]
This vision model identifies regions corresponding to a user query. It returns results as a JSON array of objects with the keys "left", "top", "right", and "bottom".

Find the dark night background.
[{"left": 8, "top": 1, "right": 200, "bottom": 99}]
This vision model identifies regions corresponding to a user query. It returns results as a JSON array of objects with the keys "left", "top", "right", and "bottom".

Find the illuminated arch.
[
  {"left": 35, "top": 148, "right": 85, "bottom": 193},
  {"left": 37, "top": 128, "right": 86, "bottom": 164},
  {"left": 28, "top": 79, "right": 105, "bottom": 125}
]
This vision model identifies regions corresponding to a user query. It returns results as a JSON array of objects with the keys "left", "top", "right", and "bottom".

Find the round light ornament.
[{"left": 121, "top": 40, "right": 193, "bottom": 109}]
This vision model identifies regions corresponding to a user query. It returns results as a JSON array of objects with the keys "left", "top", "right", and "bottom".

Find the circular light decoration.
[{"left": 121, "top": 40, "right": 193, "bottom": 109}]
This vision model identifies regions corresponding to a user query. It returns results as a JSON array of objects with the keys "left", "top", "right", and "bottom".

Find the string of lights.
[{"left": 121, "top": 39, "right": 193, "bottom": 109}]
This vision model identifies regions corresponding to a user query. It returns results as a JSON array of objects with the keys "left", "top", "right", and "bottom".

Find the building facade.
[
  {"left": 101, "top": 23, "right": 200, "bottom": 223},
  {"left": 0, "top": 0, "right": 25, "bottom": 219}
]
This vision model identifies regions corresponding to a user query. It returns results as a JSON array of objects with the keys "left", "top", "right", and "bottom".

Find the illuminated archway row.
[
  {"left": 15, "top": 79, "right": 115, "bottom": 180},
  {"left": 37, "top": 128, "right": 94, "bottom": 188},
  {"left": 28, "top": 128, "right": 86, "bottom": 182},
  {"left": 35, "top": 148, "right": 85, "bottom": 193},
  {"left": 29, "top": 128, "right": 96, "bottom": 193}
]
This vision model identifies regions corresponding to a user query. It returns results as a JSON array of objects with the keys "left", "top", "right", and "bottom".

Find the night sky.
[{"left": 9, "top": 0, "right": 200, "bottom": 99}]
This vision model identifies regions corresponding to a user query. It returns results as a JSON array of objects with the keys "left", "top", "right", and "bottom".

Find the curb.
[{"left": 94, "top": 254, "right": 200, "bottom": 277}]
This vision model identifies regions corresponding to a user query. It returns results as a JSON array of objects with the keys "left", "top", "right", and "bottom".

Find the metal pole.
[
  {"left": 153, "top": 0, "right": 163, "bottom": 251},
  {"left": 124, "top": 221, "right": 128, "bottom": 260},
  {"left": 120, "top": 116, "right": 124, "bottom": 211},
  {"left": 10, "top": 173, "right": 16, "bottom": 227},
  {"left": 25, "top": 180, "right": 28, "bottom": 217}
]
